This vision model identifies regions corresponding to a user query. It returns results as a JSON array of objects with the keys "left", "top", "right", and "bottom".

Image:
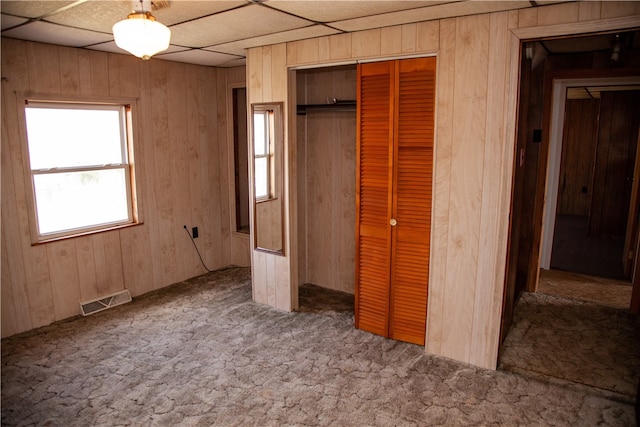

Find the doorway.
[
  {"left": 542, "top": 80, "right": 640, "bottom": 282},
  {"left": 501, "top": 30, "right": 640, "bottom": 345}
]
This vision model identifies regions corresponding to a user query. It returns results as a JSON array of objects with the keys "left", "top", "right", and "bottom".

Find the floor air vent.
[{"left": 80, "top": 290, "right": 132, "bottom": 316}]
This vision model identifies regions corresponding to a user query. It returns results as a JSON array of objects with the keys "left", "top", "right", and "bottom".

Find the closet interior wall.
[{"left": 296, "top": 65, "right": 357, "bottom": 293}]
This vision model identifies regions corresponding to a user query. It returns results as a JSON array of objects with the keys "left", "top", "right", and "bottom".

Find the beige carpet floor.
[
  {"left": 2, "top": 267, "right": 638, "bottom": 426},
  {"left": 537, "top": 268, "right": 633, "bottom": 310}
]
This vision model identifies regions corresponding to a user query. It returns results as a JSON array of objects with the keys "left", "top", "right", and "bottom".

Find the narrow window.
[
  {"left": 23, "top": 101, "right": 138, "bottom": 241},
  {"left": 253, "top": 109, "right": 275, "bottom": 201}
]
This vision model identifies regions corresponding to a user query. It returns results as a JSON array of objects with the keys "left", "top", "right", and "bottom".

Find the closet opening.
[{"left": 295, "top": 64, "right": 358, "bottom": 301}]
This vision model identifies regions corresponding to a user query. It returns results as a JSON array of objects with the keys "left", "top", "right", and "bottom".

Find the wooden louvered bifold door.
[
  {"left": 355, "top": 57, "right": 435, "bottom": 346},
  {"left": 355, "top": 61, "right": 394, "bottom": 338},
  {"left": 389, "top": 58, "right": 435, "bottom": 345}
]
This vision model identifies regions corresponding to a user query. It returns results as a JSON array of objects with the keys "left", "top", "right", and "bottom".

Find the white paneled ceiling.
[{"left": 1, "top": 0, "right": 570, "bottom": 68}]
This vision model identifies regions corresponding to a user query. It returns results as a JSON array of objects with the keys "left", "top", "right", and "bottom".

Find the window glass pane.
[
  {"left": 255, "top": 157, "right": 268, "bottom": 199},
  {"left": 253, "top": 112, "right": 267, "bottom": 156},
  {"left": 25, "top": 106, "right": 124, "bottom": 169},
  {"left": 33, "top": 169, "right": 130, "bottom": 235}
]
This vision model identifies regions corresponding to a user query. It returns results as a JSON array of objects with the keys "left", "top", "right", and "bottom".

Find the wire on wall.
[{"left": 183, "top": 225, "right": 213, "bottom": 272}]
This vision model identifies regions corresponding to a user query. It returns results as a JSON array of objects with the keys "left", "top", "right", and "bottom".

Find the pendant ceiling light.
[{"left": 112, "top": 2, "right": 171, "bottom": 60}]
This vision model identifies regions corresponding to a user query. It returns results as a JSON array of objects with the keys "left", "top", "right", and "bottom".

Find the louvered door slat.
[
  {"left": 389, "top": 58, "right": 435, "bottom": 346},
  {"left": 355, "top": 61, "right": 393, "bottom": 337}
]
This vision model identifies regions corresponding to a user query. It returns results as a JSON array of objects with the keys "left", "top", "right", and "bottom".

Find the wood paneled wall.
[
  {"left": 296, "top": 66, "right": 357, "bottom": 294},
  {"left": 590, "top": 90, "right": 640, "bottom": 238},
  {"left": 557, "top": 99, "right": 599, "bottom": 217},
  {"left": 247, "top": 44, "right": 296, "bottom": 311},
  {"left": 246, "top": 1, "right": 640, "bottom": 369},
  {"left": 1, "top": 38, "right": 246, "bottom": 337}
]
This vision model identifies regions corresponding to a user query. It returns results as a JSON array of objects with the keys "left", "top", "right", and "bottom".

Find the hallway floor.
[
  {"left": 537, "top": 268, "right": 632, "bottom": 310},
  {"left": 500, "top": 269, "right": 639, "bottom": 408}
]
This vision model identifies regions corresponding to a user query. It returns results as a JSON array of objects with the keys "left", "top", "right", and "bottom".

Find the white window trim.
[{"left": 17, "top": 94, "right": 143, "bottom": 244}]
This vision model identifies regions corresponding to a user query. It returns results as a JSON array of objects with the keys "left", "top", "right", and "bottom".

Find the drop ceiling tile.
[
  {"left": 170, "top": 4, "right": 314, "bottom": 48},
  {"left": 266, "top": 0, "right": 452, "bottom": 23},
  {"left": 154, "top": 49, "right": 242, "bottom": 67},
  {"left": 0, "top": 1, "right": 75, "bottom": 18},
  {"left": 331, "top": 0, "right": 532, "bottom": 32},
  {"left": 205, "top": 25, "right": 340, "bottom": 55},
  {"left": 1, "top": 13, "right": 28, "bottom": 31},
  {"left": 45, "top": 1, "right": 135, "bottom": 33},
  {"left": 146, "top": 0, "right": 247, "bottom": 25},
  {"left": 45, "top": 0, "right": 246, "bottom": 33},
  {"left": 87, "top": 41, "right": 190, "bottom": 56},
  {"left": 2, "top": 21, "right": 113, "bottom": 47},
  {"left": 220, "top": 57, "right": 246, "bottom": 68}
]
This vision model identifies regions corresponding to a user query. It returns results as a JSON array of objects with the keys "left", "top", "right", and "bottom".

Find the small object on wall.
[{"left": 533, "top": 128, "right": 542, "bottom": 143}]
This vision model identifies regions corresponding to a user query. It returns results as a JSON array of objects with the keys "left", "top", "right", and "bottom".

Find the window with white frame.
[
  {"left": 23, "top": 100, "right": 138, "bottom": 241},
  {"left": 253, "top": 109, "right": 274, "bottom": 201}
]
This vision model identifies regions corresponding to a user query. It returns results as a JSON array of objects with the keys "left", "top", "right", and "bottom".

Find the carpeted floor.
[
  {"left": 499, "top": 291, "right": 640, "bottom": 401},
  {"left": 537, "top": 268, "right": 632, "bottom": 310},
  {"left": 1, "top": 267, "right": 638, "bottom": 426}
]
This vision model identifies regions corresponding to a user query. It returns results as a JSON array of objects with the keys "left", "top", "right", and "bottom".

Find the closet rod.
[{"left": 297, "top": 100, "right": 356, "bottom": 115}]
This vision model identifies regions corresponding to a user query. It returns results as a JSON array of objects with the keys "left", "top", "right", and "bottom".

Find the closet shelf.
[{"left": 297, "top": 100, "right": 356, "bottom": 115}]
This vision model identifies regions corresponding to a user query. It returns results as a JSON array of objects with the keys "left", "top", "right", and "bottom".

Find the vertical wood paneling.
[
  {"left": 470, "top": 11, "right": 511, "bottom": 368},
  {"left": 579, "top": 1, "right": 601, "bottom": 21},
  {"left": 90, "top": 234, "right": 109, "bottom": 297},
  {"left": 103, "top": 231, "right": 125, "bottom": 294},
  {"left": 416, "top": 21, "right": 440, "bottom": 53},
  {"left": 167, "top": 62, "right": 192, "bottom": 280},
  {"left": 150, "top": 61, "right": 179, "bottom": 285},
  {"left": 2, "top": 39, "right": 237, "bottom": 337},
  {"left": 74, "top": 236, "right": 98, "bottom": 301},
  {"left": 537, "top": 2, "right": 579, "bottom": 26},
  {"left": 185, "top": 65, "right": 206, "bottom": 273},
  {"left": 1, "top": 64, "right": 32, "bottom": 333},
  {"left": 401, "top": 23, "right": 417, "bottom": 53},
  {"left": 262, "top": 46, "right": 273, "bottom": 102},
  {"left": 58, "top": 47, "right": 80, "bottom": 94},
  {"left": 20, "top": 43, "right": 57, "bottom": 329},
  {"left": 426, "top": 18, "right": 456, "bottom": 357},
  {"left": 248, "top": 42, "right": 294, "bottom": 311},
  {"left": 272, "top": 44, "right": 288, "bottom": 102},
  {"left": 47, "top": 240, "right": 80, "bottom": 320},
  {"left": 318, "top": 37, "right": 331, "bottom": 63},
  {"left": 556, "top": 99, "right": 599, "bottom": 216},
  {"left": 518, "top": 8, "right": 538, "bottom": 28},
  {"left": 287, "top": 39, "right": 320, "bottom": 66},
  {"left": 26, "top": 43, "right": 61, "bottom": 93},
  {"left": 330, "top": 33, "right": 353, "bottom": 60},
  {"left": 601, "top": 1, "right": 640, "bottom": 18},
  {"left": 441, "top": 13, "right": 490, "bottom": 362},
  {"left": 1, "top": 231, "right": 20, "bottom": 335},
  {"left": 352, "top": 29, "right": 382, "bottom": 58},
  {"left": 209, "top": 68, "right": 226, "bottom": 270},
  {"left": 381, "top": 26, "right": 403, "bottom": 56}
]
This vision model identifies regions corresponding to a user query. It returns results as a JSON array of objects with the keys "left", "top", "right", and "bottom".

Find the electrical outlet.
[{"left": 192, "top": 226, "right": 199, "bottom": 239}]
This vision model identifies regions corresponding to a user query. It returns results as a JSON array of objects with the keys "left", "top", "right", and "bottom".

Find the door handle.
[{"left": 390, "top": 218, "right": 397, "bottom": 226}]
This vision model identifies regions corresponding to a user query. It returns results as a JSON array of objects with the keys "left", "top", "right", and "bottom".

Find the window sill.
[{"left": 32, "top": 221, "right": 144, "bottom": 246}]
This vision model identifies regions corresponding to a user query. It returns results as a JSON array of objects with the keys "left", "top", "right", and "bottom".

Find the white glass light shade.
[{"left": 113, "top": 12, "right": 171, "bottom": 60}]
